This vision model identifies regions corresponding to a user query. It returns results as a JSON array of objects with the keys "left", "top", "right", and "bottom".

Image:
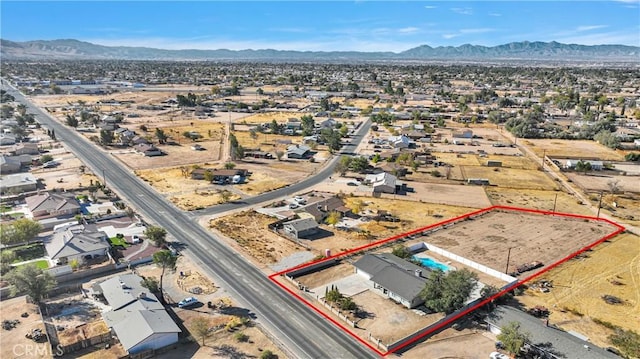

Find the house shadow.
[{"left": 300, "top": 228, "right": 334, "bottom": 241}]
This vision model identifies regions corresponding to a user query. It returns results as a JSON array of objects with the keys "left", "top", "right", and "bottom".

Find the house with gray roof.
[
  {"left": 286, "top": 144, "right": 311, "bottom": 159},
  {"left": 0, "top": 155, "right": 22, "bottom": 173},
  {"left": 283, "top": 217, "right": 319, "bottom": 239},
  {"left": 364, "top": 172, "right": 397, "bottom": 194},
  {"left": 96, "top": 274, "right": 181, "bottom": 354},
  {"left": 486, "top": 305, "right": 618, "bottom": 359},
  {"left": 354, "top": 253, "right": 428, "bottom": 308},
  {"left": 0, "top": 173, "right": 38, "bottom": 194},
  {"left": 45, "top": 223, "right": 109, "bottom": 265},
  {"left": 25, "top": 192, "right": 80, "bottom": 219}
]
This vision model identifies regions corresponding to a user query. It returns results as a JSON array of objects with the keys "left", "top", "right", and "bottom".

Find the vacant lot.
[
  {"left": 566, "top": 172, "right": 640, "bottom": 193},
  {"left": 0, "top": 296, "right": 50, "bottom": 359},
  {"left": 518, "top": 232, "right": 640, "bottom": 348},
  {"left": 523, "top": 139, "right": 626, "bottom": 161},
  {"left": 113, "top": 142, "right": 222, "bottom": 170},
  {"left": 486, "top": 188, "right": 592, "bottom": 215},
  {"left": 422, "top": 210, "right": 619, "bottom": 276},
  {"left": 210, "top": 211, "right": 307, "bottom": 264},
  {"left": 455, "top": 166, "right": 558, "bottom": 190}
]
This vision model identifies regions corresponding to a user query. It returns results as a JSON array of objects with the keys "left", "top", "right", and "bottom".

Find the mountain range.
[{"left": 1, "top": 39, "right": 638, "bottom": 62}]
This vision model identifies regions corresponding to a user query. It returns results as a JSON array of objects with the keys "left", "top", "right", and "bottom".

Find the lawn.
[
  {"left": 14, "top": 259, "right": 49, "bottom": 270},
  {"left": 109, "top": 236, "right": 129, "bottom": 247},
  {"left": 2, "top": 244, "right": 45, "bottom": 262}
]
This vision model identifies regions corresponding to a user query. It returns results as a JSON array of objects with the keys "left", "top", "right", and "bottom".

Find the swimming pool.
[{"left": 413, "top": 256, "right": 452, "bottom": 272}]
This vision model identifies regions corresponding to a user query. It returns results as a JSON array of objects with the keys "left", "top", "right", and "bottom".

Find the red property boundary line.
[{"left": 267, "top": 205, "right": 626, "bottom": 357}]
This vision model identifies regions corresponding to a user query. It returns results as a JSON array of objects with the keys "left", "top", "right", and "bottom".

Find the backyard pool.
[{"left": 413, "top": 255, "right": 452, "bottom": 272}]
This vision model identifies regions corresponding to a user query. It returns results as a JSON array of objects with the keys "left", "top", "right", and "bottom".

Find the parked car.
[
  {"left": 289, "top": 203, "right": 299, "bottom": 209},
  {"left": 131, "top": 235, "right": 141, "bottom": 244},
  {"left": 178, "top": 297, "right": 198, "bottom": 308},
  {"left": 294, "top": 196, "right": 306, "bottom": 204}
]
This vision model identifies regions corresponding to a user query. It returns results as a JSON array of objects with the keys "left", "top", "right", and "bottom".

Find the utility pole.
[
  {"left": 541, "top": 149, "right": 546, "bottom": 170},
  {"left": 505, "top": 247, "right": 513, "bottom": 274},
  {"left": 597, "top": 191, "right": 603, "bottom": 218},
  {"left": 102, "top": 168, "right": 107, "bottom": 188},
  {"left": 553, "top": 193, "right": 558, "bottom": 213}
]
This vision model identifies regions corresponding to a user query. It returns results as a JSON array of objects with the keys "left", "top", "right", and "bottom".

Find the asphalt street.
[{"left": 1, "top": 80, "right": 379, "bottom": 359}]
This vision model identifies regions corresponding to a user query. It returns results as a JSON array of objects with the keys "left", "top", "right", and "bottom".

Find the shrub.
[
  {"left": 234, "top": 332, "right": 249, "bottom": 342},
  {"left": 260, "top": 350, "right": 278, "bottom": 359}
]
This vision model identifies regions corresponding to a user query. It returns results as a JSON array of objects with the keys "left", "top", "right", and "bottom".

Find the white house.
[
  {"left": 388, "top": 135, "right": 411, "bottom": 149},
  {"left": 97, "top": 274, "right": 181, "bottom": 354},
  {"left": 364, "top": 172, "right": 397, "bottom": 194}
]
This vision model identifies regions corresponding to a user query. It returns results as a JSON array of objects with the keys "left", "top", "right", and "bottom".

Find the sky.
[{"left": 1, "top": 1, "right": 639, "bottom": 52}]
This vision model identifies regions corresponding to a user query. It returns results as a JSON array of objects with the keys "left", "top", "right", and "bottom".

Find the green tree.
[
  {"left": 334, "top": 156, "right": 351, "bottom": 176},
  {"left": 624, "top": 153, "right": 640, "bottom": 162},
  {"left": 260, "top": 350, "right": 277, "bottom": 359},
  {"left": 191, "top": 317, "right": 212, "bottom": 345},
  {"left": 301, "top": 115, "right": 315, "bottom": 136},
  {"left": 219, "top": 190, "right": 232, "bottom": 203},
  {"left": 1, "top": 250, "right": 16, "bottom": 275},
  {"left": 203, "top": 170, "right": 214, "bottom": 183},
  {"left": 497, "top": 321, "right": 530, "bottom": 356},
  {"left": 391, "top": 245, "right": 411, "bottom": 259},
  {"left": 594, "top": 130, "right": 620, "bottom": 149},
  {"left": 100, "top": 129, "right": 114, "bottom": 145},
  {"left": 419, "top": 269, "right": 478, "bottom": 314},
  {"left": 65, "top": 114, "right": 79, "bottom": 127},
  {"left": 144, "top": 226, "right": 167, "bottom": 247},
  {"left": 575, "top": 160, "right": 592, "bottom": 174},
  {"left": 6, "top": 264, "right": 56, "bottom": 303},
  {"left": 325, "top": 211, "right": 341, "bottom": 227},
  {"left": 348, "top": 156, "right": 370, "bottom": 173},
  {"left": 40, "top": 154, "right": 54, "bottom": 164},
  {"left": 224, "top": 162, "right": 236, "bottom": 170},
  {"left": 153, "top": 250, "right": 177, "bottom": 303},
  {"left": 155, "top": 128, "right": 169, "bottom": 144},
  {"left": 140, "top": 276, "right": 159, "bottom": 293},
  {"left": 0, "top": 219, "right": 42, "bottom": 245},
  {"left": 349, "top": 200, "right": 365, "bottom": 214}
]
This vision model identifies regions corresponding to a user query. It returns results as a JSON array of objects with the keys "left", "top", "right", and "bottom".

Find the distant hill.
[{"left": 1, "top": 38, "right": 638, "bottom": 62}]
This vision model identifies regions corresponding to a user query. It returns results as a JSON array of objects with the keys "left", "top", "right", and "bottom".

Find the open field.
[
  {"left": 236, "top": 112, "right": 301, "bottom": 124},
  {"left": 419, "top": 210, "right": 619, "bottom": 276},
  {"left": 566, "top": 172, "right": 640, "bottom": 193},
  {"left": 113, "top": 142, "right": 222, "bottom": 170},
  {"left": 454, "top": 166, "right": 558, "bottom": 190},
  {"left": 210, "top": 211, "right": 306, "bottom": 264},
  {"left": 517, "top": 232, "right": 640, "bottom": 348},
  {"left": 486, "top": 188, "right": 593, "bottom": 215},
  {"left": 523, "top": 139, "right": 626, "bottom": 161}
]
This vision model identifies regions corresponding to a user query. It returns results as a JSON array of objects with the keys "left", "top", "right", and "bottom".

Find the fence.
[
  {"left": 422, "top": 242, "right": 517, "bottom": 283},
  {"left": 284, "top": 258, "right": 341, "bottom": 279},
  {"left": 58, "top": 326, "right": 112, "bottom": 354}
]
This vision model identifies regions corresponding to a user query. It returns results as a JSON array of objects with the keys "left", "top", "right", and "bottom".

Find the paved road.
[
  {"left": 2, "top": 80, "right": 379, "bottom": 359},
  {"left": 193, "top": 119, "right": 372, "bottom": 216},
  {"left": 501, "top": 130, "right": 638, "bottom": 235}
]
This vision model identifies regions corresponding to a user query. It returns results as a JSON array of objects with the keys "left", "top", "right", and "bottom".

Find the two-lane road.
[{"left": 2, "top": 81, "right": 378, "bottom": 359}]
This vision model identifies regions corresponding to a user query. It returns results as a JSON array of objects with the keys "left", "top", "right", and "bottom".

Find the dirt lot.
[
  {"left": 419, "top": 210, "right": 619, "bottom": 276},
  {"left": 522, "top": 139, "right": 626, "bottom": 161},
  {"left": 352, "top": 290, "right": 443, "bottom": 344},
  {"left": 451, "top": 166, "right": 558, "bottom": 190},
  {"left": 210, "top": 211, "right": 307, "bottom": 265},
  {"left": 398, "top": 329, "right": 497, "bottom": 359},
  {"left": 135, "top": 159, "right": 323, "bottom": 210},
  {"left": 485, "top": 188, "right": 593, "bottom": 215},
  {"left": 566, "top": 172, "right": 640, "bottom": 193},
  {"left": 517, "top": 232, "right": 640, "bottom": 348},
  {"left": 0, "top": 296, "right": 50, "bottom": 359}
]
